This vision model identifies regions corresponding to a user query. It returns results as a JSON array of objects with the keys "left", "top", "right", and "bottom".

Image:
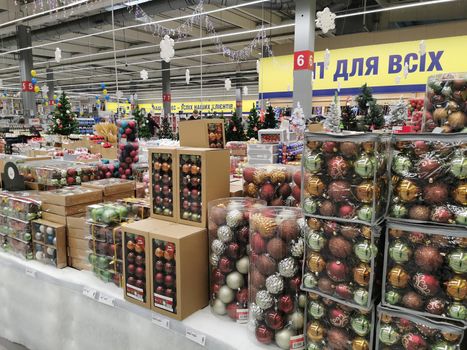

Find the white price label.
[
  {"left": 98, "top": 293, "right": 114, "bottom": 307},
  {"left": 290, "top": 334, "right": 305, "bottom": 350},
  {"left": 83, "top": 286, "right": 97, "bottom": 299},
  {"left": 185, "top": 328, "right": 206, "bottom": 346},
  {"left": 25, "top": 267, "right": 36, "bottom": 278},
  {"left": 151, "top": 313, "right": 170, "bottom": 329}
]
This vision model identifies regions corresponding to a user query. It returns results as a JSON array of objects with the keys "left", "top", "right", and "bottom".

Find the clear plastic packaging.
[
  {"left": 124, "top": 231, "right": 147, "bottom": 303},
  {"left": 423, "top": 72, "right": 467, "bottom": 133},
  {"left": 117, "top": 142, "right": 139, "bottom": 180},
  {"left": 35, "top": 162, "right": 98, "bottom": 187},
  {"left": 118, "top": 198, "right": 150, "bottom": 221},
  {"left": 86, "top": 203, "right": 132, "bottom": 225},
  {"left": 151, "top": 150, "right": 175, "bottom": 218},
  {"left": 389, "top": 133, "right": 467, "bottom": 226},
  {"left": 5, "top": 196, "right": 40, "bottom": 221},
  {"left": 4, "top": 236, "right": 33, "bottom": 259},
  {"left": 305, "top": 293, "right": 374, "bottom": 350},
  {"left": 117, "top": 119, "right": 138, "bottom": 142},
  {"left": 152, "top": 239, "right": 177, "bottom": 313},
  {"left": 302, "top": 217, "right": 381, "bottom": 309},
  {"left": 302, "top": 132, "right": 389, "bottom": 224},
  {"left": 248, "top": 207, "right": 305, "bottom": 349},
  {"left": 208, "top": 197, "right": 266, "bottom": 321},
  {"left": 179, "top": 154, "right": 202, "bottom": 223},
  {"left": 383, "top": 221, "right": 467, "bottom": 323}
]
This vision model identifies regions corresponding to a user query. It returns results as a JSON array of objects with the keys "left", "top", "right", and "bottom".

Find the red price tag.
[
  {"left": 293, "top": 50, "right": 314, "bottom": 71},
  {"left": 22, "top": 81, "right": 34, "bottom": 92},
  {"left": 163, "top": 93, "right": 171, "bottom": 102}
]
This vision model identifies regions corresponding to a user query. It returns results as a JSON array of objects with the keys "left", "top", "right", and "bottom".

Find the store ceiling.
[{"left": 0, "top": 0, "right": 466, "bottom": 104}]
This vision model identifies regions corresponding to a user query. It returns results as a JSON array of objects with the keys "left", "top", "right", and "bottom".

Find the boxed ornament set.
[
  {"left": 178, "top": 119, "right": 225, "bottom": 149},
  {"left": 247, "top": 144, "right": 279, "bottom": 165},
  {"left": 82, "top": 178, "right": 136, "bottom": 197},
  {"left": 32, "top": 219, "right": 66, "bottom": 268}
]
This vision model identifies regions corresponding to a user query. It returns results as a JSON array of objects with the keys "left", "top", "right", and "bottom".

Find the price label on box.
[
  {"left": 151, "top": 313, "right": 170, "bottom": 330},
  {"left": 236, "top": 309, "right": 249, "bottom": 324},
  {"left": 290, "top": 334, "right": 305, "bottom": 350},
  {"left": 186, "top": 328, "right": 206, "bottom": 346},
  {"left": 293, "top": 50, "right": 314, "bottom": 71}
]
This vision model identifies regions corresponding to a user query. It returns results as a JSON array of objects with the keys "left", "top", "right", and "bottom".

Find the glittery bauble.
[
  {"left": 303, "top": 273, "right": 318, "bottom": 289},
  {"left": 255, "top": 324, "right": 274, "bottom": 344},
  {"left": 265, "top": 309, "right": 285, "bottom": 330},
  {"left": 318, "top": 276, "right": 335, "bottom": 294},
  {"left": 355, "top": 181, "right": 379, "bottom": 203},
  {"left": 450, "top": 154, "right": 467, "bottom": 179},
  {"left": 278, "top": 257, "right": 298, "bottom": 278},
  {"left": 307, "top": 253, "right": 326, "bottom": 273},
  {"left": 210, "top": 253, "right": 220, "bottom": 266},
  {"left": 265, "top": 274, "right": 284, "bottom": 294},
  {"left": 256, "top": 290, "right": 274, "bottom": 309},
  {"left": 354, "top": 240, "right": 376, "bottom": 262},
  {"left": 392, "top": 155, "right": 413, "bottom": 176},
  {"left": 424, "top": 183, "right": 449, "bottom": 205},
  {"left": 442, "top": 332, "right": 461, "bottom": 342},
  {"left": 219, "top": 256, "right": 234, "bottom": 273},
  {"left": 279, "top": 219, "right": 300, "bottom": 241},
  {"left": 340, "top": 225, "right": 360, "bottom": 240},
  {"left": 253, "top": 213, "right": 277, "bottom": 239},
  {"left": 445, "top": 276, "right": 467, "bottom": 300},
  {"left": 290, "top": 238, "right": 304, "bottom": 257},
  {"left": 328, "top": 307, "right": 350, "bottom": 327},
  {"left": 354, "top": 155, "right": 376, "bottom": 179},
  {"left": 353, "top": 263, "right": 371, "bottom": 286},
  {"left": 253, "top": 169, "right": 268, "bottom": 185},
  {"left": 402, "top": 291, "right": 423, "bottom": 310},
  {"left": 414, "top": 246, "right": 443, "bottom": 272},
  {"left": 328, "top": 180, "right": 352, "bottom": 202},
  {"left": 244, "top": 182, "right": 259, "bottom": 197},
  {"left": 211, "top": 239, "right": 226, "bottom": 255},
  {"left": 426, "top": 298, "right": 446, "bottom": 315},
  {"left": 448, "top": 250, "right": 467, "bottom": 273},
  {"left": 351, "top": 314, "right": 370, "bottom": 336},
  {"left": 306, "top": 176, "right": 326, "bottom": 197},
  {"left": 412, "top": 273, "right": 440, "bottom": 296},
  {"left": 250, "top": 302, "right": 264, "bottom": 320},
  {"left": 379, "top": 324, "right": 400, "bottom": 345},
  {"left": 352, "top": 338, "right": 369, "bottom": 350},
  {"left": 328, "top": 236, "right": 352, "bottom": 258},
  {"left": 357, "top": 205, "right": 373, "bottom": 222},
  {"left": 402, "top": 332, "right": 427, "bottom": 350},
  {"left": 408, "top": 205, "right": 431, "bottom": 221},
  {"left": 448, "top": 111, "right": 466, "bottom": 130},
  {"left": 397, "top": 179, "right": 420, "bottom": 202},
  {"left": 388, "top": 266, "right": 410, "bottom": 288},
  {"left": 270, "top": 169, "right": 287, "bottom": 184},
  {"left": 456, "top": 210, "right": 467, "bottom": 226},
  {"left": 308, "top": 300, "right": 325, "bottom": 319},
  {"left": 226, "top": 209, "right": 244, "bottom": 228},
  {"left": 453, "top": 182, "right": 467, "bottom": 205},
  {"left": 218, "top": 285, "right": 235, "bottom": 304},
  {"left": 267, "top": 238, "right": 287, "bottom": 260},
  {"left": 326, "top": 260, "right": 349, "bottom": 282},
  {"left": 275, "top": 328, "right": 294, "bottom": 350},
  {"left": 307, "top": 231, "right": 326, "bottom": 251},
  {"left": 328, "top": 156, "right": 350, "bottom": 179},
  {"left": 226, "top": 271, "right": 244, "bottom": 289},
  {"left": 385, "top": 290, "right": 401, "bottom": 305},
  {"left": 307, "top": 321, "right": 325, "bottom": 342},
  {"left": 327, "top": 327, "right": 350, "bottom": 350},
  {"left": 319, "top": 199, "right": 336, "bottom": 216},
  {"left": 408, "top": 232, "right": 425, "bottom": 244},
  {"left": 389, "top": 240, "right": 412, "bottom": 264},
  {"left": 340, "top": 142, "right": 359, "bottom": 158},
  {"left": 303, "top": 197, "right": 319, "bottom": 214},
  {"left": 391, "top": 204, "right": 408, "bottom": 218},
  {"left": 305, "top": 153, "right": 323, "bottom": 173},
  {"left": 335, "top": 283, "right": 353, "bottom": 300},
  {"left": 447, "top": 302, "right": 467, "bottom": 320},
  {"left": 217, "top": 225, "right": 233, "bottom": 242},
  {"left": 256, "top": 255, "right": 277, "bottom": 275}
]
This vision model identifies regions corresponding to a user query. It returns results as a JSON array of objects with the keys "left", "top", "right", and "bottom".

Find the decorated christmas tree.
[
  {"left": 158, "top": 115, "right": 173, "bottom": 139},
  {"left": 263, "top": 105, "right": 277, "bottom": 129},
  {"left": 49, "top": 92, "right": 78, "bottom": 135},
  {"left": 323, "top": 92, "right": 342, "bottom": 133},
  {"left": 226, "top": 110, "right": 246, "bottom": 141},
  {"left": 341, "top": 105, "right": 357, "bottom": 131},
  {"left": 387, "top": 97, "right": 407, "bottom": 127},
  {"left": 366, "top": 101, "right": 385, "bottom": 129},
  {"left": 133, "top": 106, "right": 151, "bottom": 139},
  {"left": 356, "top": 83, "right": 375, "bottom": 115},
  {"left": 246, "top": 104, "right": 262, "bottom": 139}
]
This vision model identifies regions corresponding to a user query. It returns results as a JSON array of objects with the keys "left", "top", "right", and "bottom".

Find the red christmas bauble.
[
  {"left": 328, "top": 236, "right": 352, "bottom": 259},
  {"left": 424, "top": 183, "right": 449, "bottom": 204},
  {"left": 219, "top": 256, "right": 234, "bottom": 274},
  {"left": 323, "top": 220, "right": 339, "bottom": 236},
  {"left": 250, "top": 269, "right": 266, "bottom": 288},
  {"left": 265, "top": 310, "right": 285, "bottom": 330},
  {"left": 426, "top": 298, "right": 445, "bottom": 315},
  {"left": 318, "top": 276, "right": 335, "bottom": 294},
  {"left": 402, "top": 332, "right": 428, "bottom": 350},
  {"left": 279, "top": 219, "right": 300, "bottom": 241},
  {"left": 326, "top": 261, "right": 349, "bottom": 282},
  {"left": 327, "top": 156, "right": 350, "bottom": 179},
  {"left": 431, "top": 206, "right": 453, "bottom": 223},
  {"left": 278, "top": 294, "right": 294, "bottom": 313},
  {"left": 413, "top": 141, "right": 429, "bottom": 156},
  {"left": 255, "top": 255, "right": 277, "bottom": 275},
  {"left": 212, "top": 283, "right": 221, "bottom": 295},
  {"left": 238, "top": 226, "right": 249, "bottom": 243},
  {"left": 255, "top": 325, "right": 274, "bottom": 344},
  {"left": 414, "top": 246, "right": 443, "bottom": 272},
  {"left": 327, "top": 328, "right": 350, "bottom": 350},
  {"left": 289, "top": 275, "right": 302, "bottom": 291},
  {"left": 328, "top": 307, "right": 350, "bottom": 327},
  {"left": 418, "top": 158, "right": 441, "bottom": 179},
  {"left": 236, "top": 288, "right": 249, "bottom": 304},
  {"left": 402, "top": 291, "right": 423, "bottom": 310},
  {"left": 328, "top": 180, "right": 352, "bottom": 202},
  {"left": 412, "top": 273, "right": 440, "bottom": 296},
  {"left": 397, "top": 318, "right": 412, "bottom": 332},
  {"left": 338, "top": 204, "right": 355, "bottom": 219},
  {"left": 267, "top": 238, "right": 287, "bottom": 260},
  {"left": 251, "top": 233, "right": 267, "bottom": 254},
  {"left": 227, "top": 303, "right": 238, "bottom": 320},
  {"left": 323, "top": 141, "right": 338, "bottom": 154},
  {"left": 227, "top": 242, "right": 243, "bottom": 259},
  {"left": 335, "top": 283, "right": 353, "bottom": 300},
  {"left": 319, "top": 200, "right": 336, "bottom": 217},
  {"left": 259, "top": 183, "right": 276, "bottom": 202},
  {"left": 212, "top": 268, "right": 225, "bottom": 284}
]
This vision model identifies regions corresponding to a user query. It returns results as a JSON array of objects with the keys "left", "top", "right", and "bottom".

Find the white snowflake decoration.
[
  {"left": 256, "top": 60, "right": 260, "bottom": 74},
  {"left": 116, "top": 90, "right": 123, "bottom": 99},
  {"left": 41, "top": 85, "right": 49, "bottom": 95},
  {"left": 160, "top": 35, "right": 175, "bottom": 63},
  {"left": 316, "top": 7, "right": 336, "bottom": 34},
  {"left": 403, "top": 62, "right": 409, "bottom": 79},
  {"left": 185, "top": 69, "right": 190, "bottom": 84},
  {"left": 324, "top": 49, "right": 331, "bottom": 70},
  {"left": 55, "top": 47, "right": 61, "bottom": 63},
  {"left": 419, "top": 40, "right": 426, "bottom": 56},
  {"left": 140, "top": 69, "right": 148, "bottom": 81},
  {"left": 243, "top": 86, "right": 248, "bottom": 95},
  {"left": 225, "top": 78, "right": 232, "bottom": 91},
  {"left": 395, "top": 75, "right": 401, "bottom": 84}
]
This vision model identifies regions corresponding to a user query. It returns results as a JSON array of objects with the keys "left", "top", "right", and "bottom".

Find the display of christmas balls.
[
  {"left": 8, "top": 217, "right": 32, "bottom": 241},
  {"left": 305, "top": 293, "right": 374, "bottom": 350},
  {"left": 5, "top": 196, "right": 40, "bottom": 221},
  {"left": 406, "top": 98, "right": 424, "bottom": 132},
  {"left": 207, "top": 122, "right": 224, "bottom": 148},
  {"left": 118, "top": 198, "right": 150, "bottom": 221},
  {"left": 151, "top": 152, "right": 174, "bottom": 217},
  {"left": 33, "top": 243, "right": 57, "bottom": 265},
  {"left": 249, "top": 207, "right": 306, "bottom": 349},
  {"left": 87, "top": 203, "right": 130, "bottom": 225},
  {"left": 377, "top": 305, "right": 464, "bottom": 350},
  {"left": 39, "top": 163, "right": 98, "bottom": 188},
  {"left": 383, "top": 222, "right": 467, "bottom": 323},
  {"left": 209, "top": 197, "right": 266, "bottom": 321},
  {"left": 117, "top": 142, "right": 140, "bottom": 180},
  {"left": 242, "top": 165, "right": 295, "bottom": 206},
  {"left": 179, "top": 154, "right": 202, "bottom": 223},
  {"left": 302, "top": 217, "right": 380, "bottom": 309},
  {"left": 33, "top": 222, "right": 57, "bottom": 245},
  {"left": 152, "top": 239, "right": 177, "bottom": 313},
  {"left": 4, "top": 236, "right": 33, "bottom": 259},
  {"left": 389, "top": 134, "right": 467, "bottom": 226},
  {"left": 424, "top": 73, "right": 467, "bottom": 133},
  {"left": 117, "top": 119, "right": 138, "bottom": 142},
  {"left": 124, "top": 232, "right": 147, "bottom": 302},
  {"left": 96, "top": 160, "right": 120, "bottom": 179},
  {"left": 302, "top": 133, "right": 389, "bottom": 224}
]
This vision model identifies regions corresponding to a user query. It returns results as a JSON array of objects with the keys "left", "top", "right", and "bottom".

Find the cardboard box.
[
  {"left": 40, "top": 187, "right": 103, "bottom": 206},
  {"left": 103, "top": 191, "right": 135, "bottom": 202},
  {"left": 68, "top": 237, "right": 89, "bottom": 251},
  {"left": 70, "top": 258, "right": 91, "bottom": 271},
  {"left": 66, "top": 214, "right": 86, "bottom": 229},
  {"left": 31, "top": 219, "right": 67, "bottom": 268},
  {"left": 135, "top": 182, "right": 146, "bottom": 198},
  {"left": 122, "top": 220, "right": 151, "bottom": 308},
  {"left": 41, "top": 212, "right": 67, "bottom": 225},
  {"left": 42, "top": 200, "right": 101, "bottom": 216},
  {"left": 67, "top": 227, "right": 87, "bottom": 239},
  {"left": 179, "top": 119, "right": 225, "bottom": 148},
  {"left": 177, "top": 147, "right": 230, "bottom": 228},
  {"left": 82, "top": 178, "right": 136, "bottom": 196},
  {"left": 148, "top": 219, "right": 208, "bottom": 320},
  {"left": 101, "top": 147, "right": 117, "bottom": 160},
  {"left": 149, "top": 147, "right": 178, "bottom": 222}
]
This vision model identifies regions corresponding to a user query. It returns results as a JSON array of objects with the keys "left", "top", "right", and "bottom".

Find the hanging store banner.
[{"left": 259, "top": 35, "right": 467, "bottom": 98}]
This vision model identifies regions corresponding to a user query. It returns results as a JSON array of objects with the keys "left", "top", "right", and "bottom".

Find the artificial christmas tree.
[
  {"left": 158, "top": 115, "right": 173, "bottom": 139},
  {"left": 246, "top": 104, "right": 262, "bottom": 139},
  {"left": 49, "top": 92, "right": 78, "bottom": 135},
  {"left": 341, "top": 105, "right": 358, "bottom": 131},
  {"left": 133, "top": 106, "right": 151, "bottom": 139},
  {"left": 323, "top": 92, "right": 342, "bottom": 133},
  {"left": 263, "top": 105, "right": 277, "bottom": 129},
  {"left": 387, "top": 97, "right": 407, "bottom": 127},
  {"left": 356, "top": 83, "right": 375, "bottom": 115},
  {"left": 226, "top": 111, "right": 246, "bottom": 141},
  {"left": 356, "top": 84, "right": 384, "bottom": 130}
]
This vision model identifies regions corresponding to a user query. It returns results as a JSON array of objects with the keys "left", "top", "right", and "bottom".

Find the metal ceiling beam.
[
  {"left": 203, "top": 4, "right": 257, "bottom": 29},
  {"left": 236, "top": 7, "right": 282, "bottom": 25}
]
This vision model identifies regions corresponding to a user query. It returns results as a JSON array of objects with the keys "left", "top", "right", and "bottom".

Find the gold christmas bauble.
[
  {"left": 389, "top": 229, "right": 404, "bottom": 239},
  {"left": 307, "top": 321, "right": 325, "bottom": 342},
  {"left": 352, "top": 338, "right": 369, "bottom": 350},
  {"left": 387, "top": 266, "right": 410, "bottom": 288},
  {"left": 306, "top": 176, "right": 326, "bottom": 197},
  {"left": 362, "top": 142, "right": 374, "bottom": 154},
  {"left": 269, "top": 169, "right": 287, "bottom": 184},
  {"left": 433, "top": 107, "right": 448, "bottom": 122},
  {"left": 448, "top": 111, "right": 466, "bottom": 130},
  {"left": 443, "top": 332, "right": 461, "bottom": 342},
  {"left": 307, "top": 253, "right": 326, "bottom": 273},
  {"left": 244, "top": 182, "right": 258, "bottom": 197},
  {"left": 453, "top": 182, "right": 467, "bottom": 206},
  {"left": 307, "top": 217, "right": 322, "bottom": 231},
  {"left": 355, "top": 181, "right": 380, "bottom": 203},
  {"left": 396, "top": 179, "right": 420, "bottom": 202},
  {"left": 361, "top": 226, "right": 372, "bottom": 240},
  {"left": 380, "top": 314, "right": 392, "bottom": 324},
  {"left": 253, "top": 169, "right": 268, "bottom": 185},
  {"left": 251, "top": 213, "right": 277, "bottom": 238},
  {"left": 308, "top": 292, "right": 320, "bottom": 300},
  {"left": 353, "top": 263, "right": 371, "bottom": 286},
  {"left": 445, "top": 276, "right": 467, "bottom": 301}
]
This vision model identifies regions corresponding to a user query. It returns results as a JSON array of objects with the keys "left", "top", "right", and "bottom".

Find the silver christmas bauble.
[
  {"left": 212, "top": 299, "right": 227, "bottom": 315},
  {"left": 298, "top": 293, "right": 307, "bottom": 308},
  {"left": 226, "top": 209, "right": 244, "bottom": 228},
  {"left": 297, "top": 217, "right": 307, "bottom": 236},
  {"left": 210, "top": 253, "right": 220, "bottom": 266},
  {"left": 39, "top": 225, "right": 46, "bottom": 233},
  {"left": 218, "top": 285, "right": 235, "bottom": 304},
  {"left": 217, "top": 225, "right": 233, "bottom": 243},
  {"left": 278, "top": 257, "right": 298, "bottom": 278},
  {"left": 236, "top": 255, "right": 249, "bottom": 274},
  {"left": 275, "top": 328, "right": 294, "bottom": 350},
  {"left": 265, "top": 275, "right": 284, "bottom": 294},
  {"left": 226, "top": 271, "right": 244, "bottom": 289},
  {"left": 211, "top": 239, "right": 226, "bottom": 255},
  {"left": 290, "top": 238, "right": 304, "bottom": 257},
  {"left": 288, "top": 310, "right": 304, "bottom": 330},
  {"left": 250, "top": 302, "right": 264, "bottom": 320},
  {"left": 256, "top": 290, "right": 274, "bottom": 309}
]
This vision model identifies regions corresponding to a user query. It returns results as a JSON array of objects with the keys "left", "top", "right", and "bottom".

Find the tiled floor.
[{"left": 0, "top": 338, "right": 28, "bottom": 350}]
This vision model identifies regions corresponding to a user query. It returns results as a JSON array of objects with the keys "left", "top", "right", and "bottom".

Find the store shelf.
[{"left": 0, "top": 252, "right": 271, "bottom": 350}]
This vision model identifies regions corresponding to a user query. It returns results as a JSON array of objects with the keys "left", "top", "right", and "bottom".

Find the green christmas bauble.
[
  {"left": 385, "top": 290, "right": 401, "bottom": 305},
  {"left": 102, "top": 208, "right": 118, "bottom": 224},
  {"left": 447, "top": 302, "right": 467, "bottom": 321},
  {"left": 23, "top": 233, "right": 31, "bottom": 241},
  {"left": 353, "top": 288, "right": 369, "bottom": 306},
  {"left": 303, "top": 197, "right": 319, "bottom": 214},
  {"left": 88, "top": 253, "right": 97, "bottom": 265},
  {"left": 351, "top": 314, "right": 370, "bottom": 336},
  {"left": 455, "top": 210, "right": 467, "bottom": 226},
  {"left": 354, "top": 240, "right": 376, "bottom": 262},
  {"left": 357, "top": 205, "right": 373, "bottom": 222},
  {"left": 391, "top": 204, "right": 408, "bottom": 218},
  {"left": 307, "top": 300, "right": 325, "bottom": 319},
  {"left": 448, "top": 250, "right": 467, "bottom": 273},
  {"left": 303, "top": 273, "right": 318, "bottom": 289},
  {"left": 306, "top": 343, "right": 321, "bottom": 350},
  {"left": 354, "top": 155, "right": 376, "bottom": 179},
  {"left": 97, "top": 256, "right": 108, "bottom": 269},
  {"left": 305, "top": 153, "right": 323, "bottom": 173},
  {"left": 389, "top": 240, "right": 412, "bottom": 264},
  {"left": 100, "top": 269, "right": 111, "bottom": 281},
  {"left": 392, "top": 154, "right": 413, "bottom": 176},
  {"left": 379, "top": 324, "right": 400, "bottom": 345},
  {"left": 450, "top": 154, "right": 467, "bottom": 179},
  {"left": 307, "top": 231, "right": 326, "bottom": 251},
  {"left": 431, "top": 341, "right": 456, "bottom": 350},
  {"left": 116, "top": 205, "right": 128, "bottom": 219},
  {"left": 91, "top": 207, "right": 105, "bottom": 222}
]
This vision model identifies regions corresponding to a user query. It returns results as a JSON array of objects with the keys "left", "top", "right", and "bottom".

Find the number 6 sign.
[{"left": 294, "top": 50, "right": 314, "bottom": 71}]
